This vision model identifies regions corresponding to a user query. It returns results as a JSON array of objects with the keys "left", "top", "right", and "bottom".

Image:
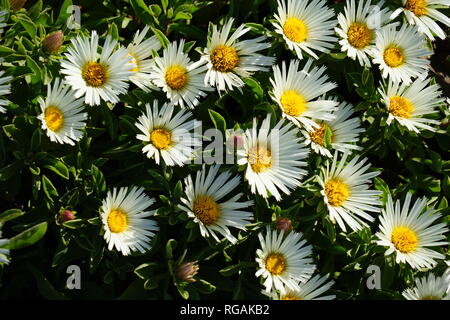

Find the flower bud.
[
  {"left": 59, "top": 209, "right": 75, "bottom": 223},
  {"left": 10, "top": 0, "right": 26, "bottom": 11},
  {"left": 176, "top": 261, "right": 199, "bottom": 283},
  {"left": 276, "top": 218, "right": 292, "bottom": 232},
  {"left": 43, "top": 31, "right": 64, "bottom": 54}
]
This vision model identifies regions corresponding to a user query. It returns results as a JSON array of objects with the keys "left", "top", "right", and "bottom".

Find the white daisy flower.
[
  {"left": 127, "top": 25, "right": 162, "bottom": 92},
  {"left": 263, "top": 274, "right": 335, "bottom": 300},
  {"left": 270, "top": 59, "right": 338, "bottom": 132},
  {"left": 201, "top": 18, "right": 275, "bottom": 92},
  {"left": 0, "top": 70, "right": 12, "bottom": 113},
  {"left": 178, "top": 165, "right": 254, "bottom": 244},
  {"left": 255, "top": 227, "right": 315, "bottom": 293},
  {"left": 303, "top": 99, "right": 363, "bottom": 157},
  {"left": 37, "top": 78, "right": 87, "bottom": 146},
  {"left": 403, "top": 273, "right": 450, "bottom": 300},
  {"left": 0, "top": 231, "right": 10, "bottom": 265},
  {"left": 101, "top": 186, "right": 159, "bottom": 256},
  {"left": 237, "top": 114, "right": 309, "bottom": 201},
  {"left": 335, "top": 0, "right": 391, "bottom": 67},
  {"left": 319, "top": 151, "right": 382, "bottom": 232},
  {"left": 0, "top": 10, "right": 7, "bottom": 34},
  {"left": 391, "top": 0, "right": 450, "bottom": 41},
  {"left": 371, "top": 23, "right": 433, "bottom": 84},
  {"left": 273, "top": 0, "right": 337, "bottom": 59},
  {"left": 379, "top": 77, "right": 444, "bottom": 133},
  {"left": 135, "top": 100, "right": 201, "bottom": 166},
  {"left": 61, "top": 30, "right": 134, "bottom": 106},
  {"left": 375, "top": 193, "right": 448, "bottom": 269},
  {"left": 150, "top": 40, "right": 212, "bottom": 109}
]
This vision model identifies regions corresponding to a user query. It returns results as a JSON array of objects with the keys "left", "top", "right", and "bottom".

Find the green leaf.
[
  {"left": 173, "top": 11, "right": 192, "bottom": 21},
  {"left": 55, "top": 0, "right": 73, "bottom": 26},
  {"left": 62, "top": 219, "right": 85, "bottom": 229},
  {"left": 43, "top": 159, "right": 69, "bottom": 180},
  {"left": 17, "top": 16, "right": 37, "bottom": 38},
  {"left": 28, "top": 0, "right": 43, "bottom": 20},
  {"left": 219, "top": 262, "right": 256, "bottom": 276},
  {"left": 166, "top": 239, "right": 177, "bottom": 260},
  {"left": 194, "top": 279, "right": 216, "bottom": 294},
  {"left": 91, "top": 165, "right": 106, "bottom": 195},
  {"left": 42, "top": 175, "right": 59, "bottom": 198},
  {"left": 0, "top": 209, "right": 25, "bottom": 224},
  {"left": 149, "top": 4, "right": 162, "bottom": 16},
  {"left": 134, "top": 262, "right": 159, "bottom": 280},
  {"left": 30, "top": 128, "right": 41, "bottom": 151},
  {"left": 243, "top": 77, "right": 263, "bottom": 100},
  {"left": 26, "top": 56, "right": 42, "bottom": 83},
  {"left": 109, "top": 22, "right": 119, "bottom": 41},
  {"left": 29, "top": 264, "right": 67, "bottom": 300},
  {"left": 5, "top": 222, "right": 48, "bottom": 250},
  {"left": 208, "top": 109, "right": 226, "bottom": 133},
  {"left": 151, "top": 27, "right": 170, "bottom": 48},
  {"left": 130, "top": 0, "right": 154, "bottom": 25},
  {"left": 324, "top": 127, "right": 333, "bottom": 149}
]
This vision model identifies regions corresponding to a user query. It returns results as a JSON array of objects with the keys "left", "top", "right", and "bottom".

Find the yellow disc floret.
[
  {"left": 347, "top": 22, "right": 372, "bottom": 49},
  {"left": 325, "top": 178, "right": 350, "bottom": 207},
  {"left": 193, "top": 195, "right": 221, "bottom": 226},
  {"left": 383, "top": 46, "right": 405, "bottom": 68},
  {"left": 107, "top": 209, "right": 128, "bottom": 233},
  {"left": 150, "top": 128, "right": 172, "bottom": 150},
  {"left": 389, "top": 96, "right": 414, "bottom": 118},
  {"left": 210, "top": 45, "right": 240, "bottom": 72},
  {"left": 265, "top": 253, "right": 287, "bottom": 275},
  {"left": 82, "top": 62, "right": 109, "bottom": 87},
  {"left": 165, "top": 65, "right": 189, "bottom": 90},
  {"left": 405, "top": 0, "right": 428, "bottom": 16},
  {"left": 280, "top": 90, "right": 307, "bottom": 117},
  {"left": 283, "top": 17, "right": 308, "bottom": 43},
  {"left": 248, "top": 146, "right": 272, "bottom": 173},
  {"left": 44, "top": 106, "right": 65, "bottom": 132},
  {"left": 391, "top": 226, "right": 418, "bottom": 253}
]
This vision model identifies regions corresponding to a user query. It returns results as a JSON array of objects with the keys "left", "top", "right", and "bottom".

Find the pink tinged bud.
[
  {"left": 60, "top": 210, "right": 75, "bottom": 222},
  {"left": 43, "top": 31, "right": 64, "bottom": 54},
  {"left": 276, "top": 218, "right": 292, "bottom": 232},
  {"left": 10, "top": 0, "right": 26, "bottom": 11},
  {"left": 176, "top": 261, "right": 199, "bottom": 283}
]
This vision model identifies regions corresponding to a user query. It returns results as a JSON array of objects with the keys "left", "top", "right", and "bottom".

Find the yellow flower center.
[
  {"left": 82, "top": 62, "right": 109, "bottom": 87},
  {"left": 281, "top": 294, "right": 302, "bottom": 300},
  {"left": 310, "top": 123, "right": 333, "bottom": 146},
  {"left": 265, "top": 253, "right": 287, "bottom": 275},
  {"left": 405, "top": 0, "right": 428, "bottom": 16},
  {"left": 44, "top": 106, "right": 65, "bottom": 132},
  {"left": 383, "top": 46, "right": 405, "bottom": 68},
  {"left": 283, "top": 17, "right": 308, "bottom": 43},
  {"left": 280, "top": 90, "right": 307, "bottom": 117},
  {"left": 150, "top": 128, "right": 172, "bottom": 150},
  {"left": 248, "top": 146, "right": 272, "bottom": 173},
  {"left": 325, "top": 178, "right": 350, "bottom": 207},
  {"left": 165, "top": 65, "right": 188, "bottom": 90},
  {"left": 422, "top": 296, "right": 440, "bottom": 300},
  {"left": 389, "top": 96, "right": 414, "bottom": 118},
  {"left": 391, "top": 226, "right": 418, "bottom": 253},
  {"left": 347, "top": 22, "right": 372, "bottom": 49},
  {"left": 210, "top": 45, "right": 240, "bottom": 72},
  {"left": 193, "top": 195, "right": 221, "bottom": 226},
  {"left": 128, "top": 53, "right": 140, "bottom": 72},
  {"left": 107, "top": 209, "right": 128, "bottom": 233}
]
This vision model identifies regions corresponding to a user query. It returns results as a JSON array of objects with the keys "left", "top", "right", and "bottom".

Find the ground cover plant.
[{"left": 0, "top": 0, "right": 449, "bottom": 301}]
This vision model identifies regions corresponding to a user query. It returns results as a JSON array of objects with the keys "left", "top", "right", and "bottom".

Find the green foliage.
[{"left": 0, "top": 0, "right": 448, "bottom": 301}]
